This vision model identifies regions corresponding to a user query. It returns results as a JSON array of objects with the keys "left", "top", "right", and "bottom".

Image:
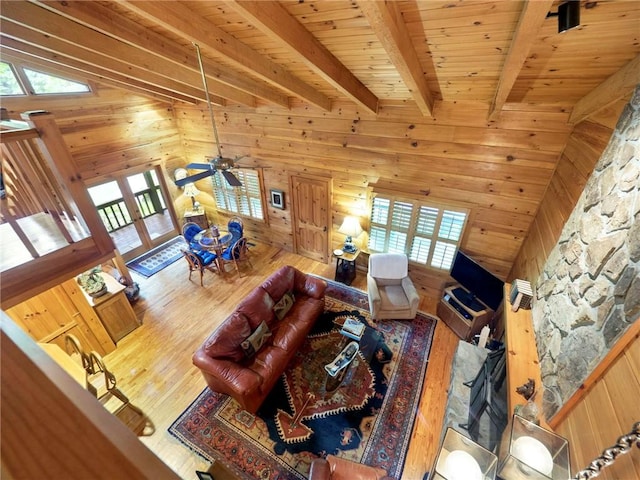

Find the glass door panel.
[
  {"left": 88, "top": 180, "right": 142, "bottom": 254},
  {"left": 88, "top": 167, "right": 178, "bottom": 260},
  {"left": 126, "top": 170, "right": 173, "bottom": 241}
]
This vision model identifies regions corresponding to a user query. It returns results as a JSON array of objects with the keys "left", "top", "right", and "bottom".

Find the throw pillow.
[
  {"left": 273, "top": 291, "right": 295, "bottom": 320},
  {"left": 240, "top": 321, "right": 272, "bottom": 358}
]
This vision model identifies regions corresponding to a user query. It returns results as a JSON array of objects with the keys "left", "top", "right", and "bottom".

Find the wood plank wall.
[
  {"left": 508, "top": 96, "right": 629, "bottom": 284},
  {"left": 1, "top": 84, "right": 185, "bottom": 184},
  {"left": 174, "top": 98, "right": 573, "bottom": 297},
  {"left": 553, "top": 334, "right": 640, "bottom": 480}
]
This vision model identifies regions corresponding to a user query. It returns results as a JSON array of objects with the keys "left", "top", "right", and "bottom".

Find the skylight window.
[
  {"left": 23, "top": 67, "right": 90, "bottom": 94},
  {"left": 0, "top": 62, "right": 25, "bottom": 96}
]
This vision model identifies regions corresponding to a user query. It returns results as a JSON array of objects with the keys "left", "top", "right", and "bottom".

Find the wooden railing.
[
  {"left": 0, "top": 110, "right": 116, "bottom": 309},
  {"left": 96, "top": 188, "right": 165, "bottom": 232}
]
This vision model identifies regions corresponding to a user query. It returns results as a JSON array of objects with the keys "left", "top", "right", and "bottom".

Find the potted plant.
[{"left": 77, "top": 267, "right": 108, "bottom": 298}]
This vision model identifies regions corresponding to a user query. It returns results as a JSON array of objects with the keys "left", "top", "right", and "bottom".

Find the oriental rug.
[
  {"left": 168, "top": 279, "right": 436, "bottom": 479},
  {"left": 126, "top": 235, "right": 186, "bottom": 278}
]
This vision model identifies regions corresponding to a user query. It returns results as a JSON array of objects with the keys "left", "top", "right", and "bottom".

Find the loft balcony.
[{"left": 1, "top": 110, "right": 116, "bottom": 308}]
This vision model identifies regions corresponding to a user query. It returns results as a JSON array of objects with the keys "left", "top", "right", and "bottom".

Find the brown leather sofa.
[
  {"left": 192, "top": 265, "right": 327, "bottom": 413},
  {"left": 309, "top": 455, "right": 393, "bottom": 480}
]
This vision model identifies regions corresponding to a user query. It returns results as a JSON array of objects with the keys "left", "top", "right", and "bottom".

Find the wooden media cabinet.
[{"left": 436, "top": 285, "right": 494, "bottom": 341}]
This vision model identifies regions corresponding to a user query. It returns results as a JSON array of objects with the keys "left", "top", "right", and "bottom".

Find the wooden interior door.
[{"left": 290, "top": 175, "right": 330, "bottom": 263}]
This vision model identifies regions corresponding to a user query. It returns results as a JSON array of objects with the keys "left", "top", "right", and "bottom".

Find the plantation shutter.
[
  {"left": 211, "top": 169, "right": 264, "bottom": 220},
  {"left": 368, "top": 193, "right": 468, "bottom": 271}
]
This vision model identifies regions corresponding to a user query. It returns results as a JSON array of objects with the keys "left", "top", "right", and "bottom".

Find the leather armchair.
[
  {"left": 308, "top": 455, "right": 393, "bottom": 480},
  {"left": 367, "top": 253, "right": 419, "bottom": 320}
]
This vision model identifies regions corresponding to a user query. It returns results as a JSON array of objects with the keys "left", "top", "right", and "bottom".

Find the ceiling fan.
[{"left": 174, "top": 43, "right": 244, "bottom": 188}]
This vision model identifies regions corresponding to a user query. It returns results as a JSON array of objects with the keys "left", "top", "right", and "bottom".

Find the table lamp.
[
  {"left": 338, "top": 216, "right": 362, "bottom": 253},
  {"left": 430, "top": 427, "right": 498, "bottom": 480},
  {"left": 498, "top": 415, "right": 570, "bottom": 480},
  {"left": 183, "top": 182, "right": 200, "bottom": 210}
]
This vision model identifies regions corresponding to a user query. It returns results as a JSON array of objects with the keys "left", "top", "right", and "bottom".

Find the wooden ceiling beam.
[
  {"left": 358, "top": 0, "right": 435, "bottom": 117},
  {"left": 0, "top": 1, "right": 254, "bottom": 107},
  {"left": 0, "top": 22, "right": 216, "bottom": 105},
  {"left": 569, "top": 54, "right": 640, "bottom": 124},
  {"left": 488, "top": 0, "right": 554, "bottom": 120},
  {"left": 230, "top": 1, "right": 378, "bottom": 114},
  {"left": 0, "top": 43, "right": 193, "bottom": 105},
  {"left": 33, "top": 0, "right": 289, "bottom": 109},
  {"left": 118, "top": 1, "right": 331, "bottom": 111}
]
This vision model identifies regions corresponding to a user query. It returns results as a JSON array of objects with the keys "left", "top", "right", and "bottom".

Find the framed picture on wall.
[{"left": 270, "top": 189, "right": 285, "bottom": 209}]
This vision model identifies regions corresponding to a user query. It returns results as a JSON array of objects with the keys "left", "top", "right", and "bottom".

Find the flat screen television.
[{"left": 450, "top": 250, "right": 504, "bottom": 311}]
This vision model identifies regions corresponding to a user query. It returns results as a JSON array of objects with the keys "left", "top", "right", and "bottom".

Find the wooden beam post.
[{"left": 569, "top": 55, "right": 640, "bottom": 125}]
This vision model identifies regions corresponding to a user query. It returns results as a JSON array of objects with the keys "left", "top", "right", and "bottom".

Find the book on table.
[{"left": 340, "top": 317, "right": 365, "bottom": 340}]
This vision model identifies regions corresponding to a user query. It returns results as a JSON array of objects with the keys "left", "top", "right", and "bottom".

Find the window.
[
  {"left": 23, "top": 67, "right": 90, "bottom": 94},
  {"left": 212, "top": 169, "right": 264, "bottom": 220},
  {"left": 0, "top": 61, "right": 90, "bottom": 97},
  {"left": 0, "top": 62, "right": 25, "bottom": 96},
  {"left": 368, "top": 194, "right": 468, "bottom": 270}
]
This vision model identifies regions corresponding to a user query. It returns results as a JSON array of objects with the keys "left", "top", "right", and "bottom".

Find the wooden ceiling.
[{"left": 1, "top": 1, "right": 639, "bottom": 122}]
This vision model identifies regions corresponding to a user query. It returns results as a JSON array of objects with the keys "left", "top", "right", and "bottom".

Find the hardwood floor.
[{"left": 104, "top": 242, "right": 458, "bottom": 479}]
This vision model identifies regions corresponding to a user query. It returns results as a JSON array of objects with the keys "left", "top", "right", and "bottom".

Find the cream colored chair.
[{"left": 367, "top": 253, "right": 419, "bottom": 321}]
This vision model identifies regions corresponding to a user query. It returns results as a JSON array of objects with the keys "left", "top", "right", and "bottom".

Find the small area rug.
[
  {"left": 126, "top": 236, "right": 186, "bottom": 278},
  {"left": 168, "top": 279, "right": 436, "bottom": 479}
]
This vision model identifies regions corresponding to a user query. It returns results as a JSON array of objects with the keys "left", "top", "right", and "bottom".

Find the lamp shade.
[
  {"left": 338, "top": 216, "right": 363, "bottom": 239},
  {"left": 430, "top": 428, "right": 497, "bottom": 480},
  {"left": 183, "top": 182, "right": 200, "bottom": 198},
  {"left": 498, "top": 415, "right": 570, "bottom": 480}
]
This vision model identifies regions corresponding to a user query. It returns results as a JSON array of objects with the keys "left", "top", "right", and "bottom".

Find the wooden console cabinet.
[
  {"left": 436, "top": 285, "right": 494, "bottom": 341},
  {"left": 83, "top": 273, "right": 140, "bottom": 343}
]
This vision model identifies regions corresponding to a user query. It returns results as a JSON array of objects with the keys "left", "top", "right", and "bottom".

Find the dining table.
[{"left": 194, "top": 228, "right": 233, "bottom": 273}]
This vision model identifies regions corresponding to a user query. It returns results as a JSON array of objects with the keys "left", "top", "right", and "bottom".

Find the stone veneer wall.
[{"left": 533, "top": 85, "right": 640, "bottom": 419}]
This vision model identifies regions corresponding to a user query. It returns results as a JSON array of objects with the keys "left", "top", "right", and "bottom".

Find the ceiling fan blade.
[
  {"left": 174, "top": 170, "right": 215, "bottom": 186},
  {"left": 186, "top": 162, "right": 214, "bottom": 169},
  {"left": 221, "top": 170, "right": 243, "bottom": 187}
]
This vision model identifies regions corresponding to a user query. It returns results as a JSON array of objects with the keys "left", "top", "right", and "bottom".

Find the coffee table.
[{"left": 324, "top": 317, "right": 382, "bottom": 393}]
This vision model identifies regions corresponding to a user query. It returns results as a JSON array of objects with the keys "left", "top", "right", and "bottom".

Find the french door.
[{"left": 88, "top": 166, "right": 178, "bottom": 261}]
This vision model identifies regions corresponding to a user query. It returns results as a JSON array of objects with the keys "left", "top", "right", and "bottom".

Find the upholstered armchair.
[
  {"left": 308, "top": 455, "right": 393, "bottom": 480},
  {"left": 367, "top": 253, "right": 419, "bottom": 320}
]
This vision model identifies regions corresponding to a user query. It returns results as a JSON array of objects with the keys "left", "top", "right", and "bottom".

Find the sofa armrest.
[
  {"left": 192, "top": 350, "right": 262, "bottom": 398},
  {"left": 367, "top": 274, "right": 381, "bottom": 312},
  {"left": 308, "top": 458, "right": 331, "bottom": 480},
  {"left": 297, "top": 273, "right": 327, "bottom": 299},
  {"left": 401, "top": 276, "right": 419, "bottom": 310}
]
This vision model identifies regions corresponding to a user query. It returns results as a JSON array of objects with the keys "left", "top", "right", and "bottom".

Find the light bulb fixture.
[
  {"left": 430, "top": 427, "right": 498, "bottom": 480},
  {"left": 499, "top": 415, "right": 570, "bottom": 480},
  {"left": 338, "top": 215, "right": 363, "bottom": 253},
  {"left": 547, "top": 0, "right": 580, "bottom": 33}
]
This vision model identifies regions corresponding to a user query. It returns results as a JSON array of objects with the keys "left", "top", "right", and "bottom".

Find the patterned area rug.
[
  {"left": 126, "top": 236, "right": 186, "bottom": 277},
  {"left": 168, "top": 279, "right": 436, "bottom": 479}
]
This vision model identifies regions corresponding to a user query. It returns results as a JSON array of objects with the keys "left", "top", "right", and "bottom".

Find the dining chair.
[
  {"left": 220, "top": 237, "right": 252, "bottom": 276},
  {"left": 86, "top": 351, "right": 155, "bottom": 436},
  {"left": 64, "top": 333, "right": 92, "bottom": 373},
  {"left": 182, "top": 249, "right": 219, "bottom": 286},
  {"left": 227, "top": 216, "right": 244, "bottom": 243},
  {"left": 182, "top": 222, "right": 204, "bottom": 250}
]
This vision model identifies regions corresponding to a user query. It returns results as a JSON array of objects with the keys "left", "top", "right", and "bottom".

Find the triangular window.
[
  {"left": 0, "top": 62, "right": 25, "bottom": 96},
  {"left": 23, "top": 67, "right": 90, "bottom": 95},
  {"left": 0, "top": 61, "right": 91, "bottom": 97}
]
